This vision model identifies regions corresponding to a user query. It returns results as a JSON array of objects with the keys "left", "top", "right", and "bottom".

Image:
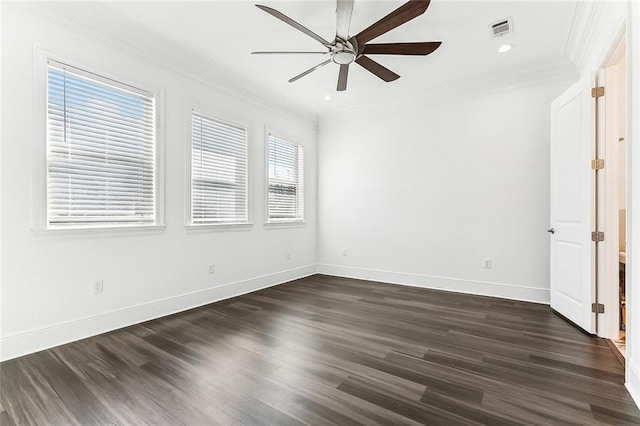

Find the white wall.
[
  {"left": 626, "top": 0, "right": 640, "bottom": 408},
  {"left": 317, "top": 81, "right": 570, "bottom": 303},
  {"left": 0, "top": 4, "right": 318, "bottom": 361}
]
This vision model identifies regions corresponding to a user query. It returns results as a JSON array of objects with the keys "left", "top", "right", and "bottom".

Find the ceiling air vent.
[{"left": 490, "top": 17, "right": 513, "bottom": 38}]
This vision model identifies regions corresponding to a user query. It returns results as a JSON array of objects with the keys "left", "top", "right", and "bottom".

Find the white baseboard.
[
  {"left": 0, "top": 264, "right": 551, "bottom": 362},
  {"left": 318, "top": 264, "right": 550, "bottom": 304},
  {"left": 627, "top": 358, "right": 640, "bottom": 409},
  {"left": 0, "top": 265, "right": 317, "bottom": 362}
]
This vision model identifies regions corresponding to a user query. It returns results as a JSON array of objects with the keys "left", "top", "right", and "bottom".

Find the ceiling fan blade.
[
  {"left": 362, "top": 41, "right": 441, "bottom": 55},
  {"left": 337, "top": 64, "right": 349, "bottom": 91},
  {"left": 336, "top": 0, "right": 354, "bottom": 41},
  {"left": 256, "top": 5, "right": 332, "bottom": 47},
  {"left": 355, "top": 0, "right": 430, "bottom": 47},
  {"left": 252, "top": 51, "right": 329, "bottom": 55},
  {"left": 289, "top": 59, "right": 332, "bottom": 83},
  {"left": 355, "top": 56, "right": 400, "bottom": 82}
]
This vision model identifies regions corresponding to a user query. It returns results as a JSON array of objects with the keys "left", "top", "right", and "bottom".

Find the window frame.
[
  {"left": 32, "top": 47, "right": 165, "bottom": 234},
  {"left": 264, "top": 128, "right": 306, "bottom": 226},
  {"left": 185, "top": 102, "right": 253, "bottom": 231}
]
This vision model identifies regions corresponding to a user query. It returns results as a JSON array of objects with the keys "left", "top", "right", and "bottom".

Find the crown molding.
[
  {"left": 17, "top": 2, "right": 319, "bottom": 129},
  {"left": 561, "top": 0, "right": 608, "bottom": 71},
  {"left": 319, "top": 58, "right": 578, "bottom": 126},
  {"left": 14, "top": 2, "right": 588, "bottom": 130}
]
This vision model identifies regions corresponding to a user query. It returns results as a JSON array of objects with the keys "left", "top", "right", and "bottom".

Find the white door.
[{"left": 550, "top": 77, "right": 595, "bottom": 334}]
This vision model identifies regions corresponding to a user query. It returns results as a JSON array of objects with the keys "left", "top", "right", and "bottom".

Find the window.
[
  {"left": 267, "top": 134, "right": 304, "bottom": 222},
  {"left": 191, "top": 111, "right": 248, "bottom": 224},
  {"left": 46, "top": 60, "right": 156, "bottom": 227}
]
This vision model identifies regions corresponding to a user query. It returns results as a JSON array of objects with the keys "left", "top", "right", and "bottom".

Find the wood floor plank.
[
  {"left": 336, "top": 375, "right": 473, "bottom": 426},
  {"left": 267, "top": 366, "right": 425, "bottom": 426},
  {"left": 1, "top": 274, "right": 638, "bottom": 425}
]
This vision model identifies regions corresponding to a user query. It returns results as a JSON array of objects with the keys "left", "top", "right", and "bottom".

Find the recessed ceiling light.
[
  {"left": 324, "top": 95, "right": 332, "bottom": 101},
  {"left": 498, "top": 44, "right": 513, "bottom": 53}
]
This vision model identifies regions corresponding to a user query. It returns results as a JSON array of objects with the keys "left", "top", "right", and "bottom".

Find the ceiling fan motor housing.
[{"left": 331, "top": 38, "right": 357, "bottom": 64}]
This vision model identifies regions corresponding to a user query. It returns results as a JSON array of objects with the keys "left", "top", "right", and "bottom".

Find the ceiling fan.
[{"left": 252, "top": 0, "right": 441, "bottom": 92}]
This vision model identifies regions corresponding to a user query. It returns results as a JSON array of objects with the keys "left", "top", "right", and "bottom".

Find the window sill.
[
  {"left": 32, "top": 224, "right": 167, "bottom": 238},
  {"left": 185, "top": 223, "right": 254, "bottom": 233},
  {"left": 264, "top": 221, "right": 307, "bottom": 229}
]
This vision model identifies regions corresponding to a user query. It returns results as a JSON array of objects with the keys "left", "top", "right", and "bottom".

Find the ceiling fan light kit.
[
  {"left": 252, "top": 0, "right": 442, "bottom": 92},
  {"left": 332, "top": 51, "right": 355, "bottom": 65}
]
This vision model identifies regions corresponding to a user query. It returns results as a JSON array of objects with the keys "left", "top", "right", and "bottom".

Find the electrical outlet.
[
  {"left": 286, "top": 251, "right": 291, "bottom": 260},
  {"left": 483, "top": 259, "right": 492, "bottom": 269},
  {"left": 341, "top": 248, "right": 348, "bottom": 257},
  {"left": 208, "top": 264, "right": 216, "bottom": 274},
  {"left": 93, "top": 280, "right": 104, "bottom": 294}
]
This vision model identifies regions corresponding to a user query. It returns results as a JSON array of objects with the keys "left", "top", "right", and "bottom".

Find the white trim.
[
  {"left": 562, "top": 1, "right": 607, "bottom": 71},
  {"left": 626, "top": 0, "right": 638, "bottom": 402},
  {"left": 583, "top": 3, "right": 627, "bottom": 75},
  {"left": 31, "top": 224, "right": 166, "bottom": 239},
  {"left": 560, "top": 1, "right": 580, "bottom": 60},
  {"left": 155, "top": 87, "right": 167, "bottom": 229},
  {"left": 318, "top": 264, "right": 550, "bottom": 304},
  {"left": 184, "top": 223, "right": 254, "bottom": 233},
  {"left": 1, "top": 265, "right": 559, "bottom": 361},
  {"left": 599, "top": 29, "right": 627, "bottom": 340},
  {"left": 263, "top": 221, "right": 307, "bottom": 229},
  {"left": 32, "top": 44, "right": 166, "bottom": 232},
  {"left": 33, "top": 45, "right": 50, "bottom": 231},
  {"left": 19, "top": 3, "right": 581, "bottom": 130},
  {"left": 0, "top": 265, "right": 317, "bottom": 361},
  {"left": 628, "top": 358, "right": 640, "bottom": 408},
  {"left": 599, "top": 24, "right": 628, "bottom": 70},
  {"left": 320, "top": 60, "right": 578, "bottom": 127}
]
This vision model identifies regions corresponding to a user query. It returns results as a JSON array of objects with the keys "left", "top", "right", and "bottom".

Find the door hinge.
[
  {"left": 591, "top": 231, "right": 605, "bottom": 242},
  {"left": 591, "top": 159, "right": 605, "bottom": 170},
  {"left": 592, "top": 303, "right": 605, "bottom": 314},
  {"left": 592, "top": 86, "right": 605, "bottom": 98}
]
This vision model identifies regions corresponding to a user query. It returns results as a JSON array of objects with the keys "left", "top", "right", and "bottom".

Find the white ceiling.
[{"left": 44, "top": 1, "right": 578, "bottom": 117}]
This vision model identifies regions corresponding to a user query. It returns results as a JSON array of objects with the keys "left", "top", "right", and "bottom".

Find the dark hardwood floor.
[{"left": 2, "top": 274, "right": 639, "bottom": 425}]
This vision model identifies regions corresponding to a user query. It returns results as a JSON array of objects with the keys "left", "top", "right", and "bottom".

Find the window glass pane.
[
  {"left": 46, "top": 61, "right": 156, "bottom": 227},
  {"left": 267, "top": 135, "right": 304, "bottom": 222},
  {"left": 191, "top": 111, "right": 248, "bottom": 224}
]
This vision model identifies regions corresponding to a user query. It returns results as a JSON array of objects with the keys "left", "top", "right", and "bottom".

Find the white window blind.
[
  {"left": 191, "top": 111, "right": 248, "bottom": 224},
  {"left": 267, "top": 134, "right": 304, "bottom": 222},
  {"left": 46, "top": 60, "right": 156, "bottom": 227}
]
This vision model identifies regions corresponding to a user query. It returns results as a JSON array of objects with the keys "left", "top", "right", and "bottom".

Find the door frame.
[{"left": 597, "top": 26, "right": 628, "bottom": 340}]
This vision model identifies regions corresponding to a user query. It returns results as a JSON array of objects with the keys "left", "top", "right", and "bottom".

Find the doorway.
[
  {"left": 599, "top": 33, "right": 628, "bottom": 356},
  {"left": 549, "top": 25, "right": 629, "bottom": 344}
]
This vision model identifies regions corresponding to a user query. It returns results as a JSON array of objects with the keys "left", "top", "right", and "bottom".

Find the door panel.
[
  {"left": 556, "top": 242, "right": 584, "bottom": 305},
  {"left": 550, "top": 77, "right": 594, "bottom": 333}
]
